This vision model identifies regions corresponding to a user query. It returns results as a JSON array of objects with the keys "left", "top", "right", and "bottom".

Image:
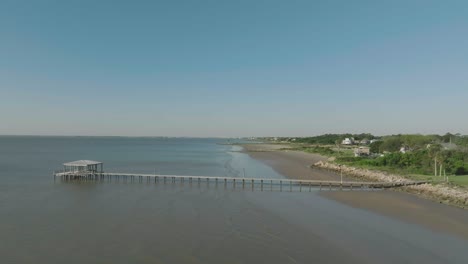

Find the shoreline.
[
  {"left": 313, "top": 160, "right": 468, "bottom": 209},
  {"left": 241, "top": 143, "right": 468, "bottom": 240},
  {"left": 240, "top": 143, "right": 354, "bottom": 182}
]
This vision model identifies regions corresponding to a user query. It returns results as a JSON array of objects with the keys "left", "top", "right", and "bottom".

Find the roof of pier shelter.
[{"left": 63, "top": 160, "right": 103, "bottom": 167}]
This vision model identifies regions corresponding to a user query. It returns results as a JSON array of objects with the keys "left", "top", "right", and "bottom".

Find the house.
[
  {"left": 360, "top": 139, "right": 370, "bottom": 145},
  {"left": 399, "top": 146, "right": 410, "bottom": 153},
  {"left": 354, "top": 147, "right": 370, "bottom": 157},
  {"left": 342, "top": 138, "right": 354, "bottom": 145}
]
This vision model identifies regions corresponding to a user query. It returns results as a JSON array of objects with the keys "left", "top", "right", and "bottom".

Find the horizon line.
[{"left": 0, "top": 132, "right": 465, "bottom": 138}]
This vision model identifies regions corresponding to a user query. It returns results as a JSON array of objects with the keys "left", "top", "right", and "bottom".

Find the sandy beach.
[
  {"left": 241, "top": 143, "right": 353, "bottom": 181},
  {"left": 242, "top": 143, "right": 468, "bottom": 240}
]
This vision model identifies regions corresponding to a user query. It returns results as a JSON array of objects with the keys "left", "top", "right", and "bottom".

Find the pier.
[{"left": 54, "top": 160, "right": 428, "bottom": 191}]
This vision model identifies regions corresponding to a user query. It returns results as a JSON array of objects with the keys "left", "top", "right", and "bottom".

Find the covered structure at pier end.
[{"left": 63, "top": 160, "right": 103, "bottom": 173}]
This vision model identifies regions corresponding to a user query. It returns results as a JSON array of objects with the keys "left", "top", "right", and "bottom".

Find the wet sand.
[
  {"left": 242, "top": 143, "right": 354, "bottom": 181},
  {"left": 243, "top": 143, "right": 468, "bottom": 240},
  {"left": 322, "top": 191, "right": 468, "bottom": 239}
]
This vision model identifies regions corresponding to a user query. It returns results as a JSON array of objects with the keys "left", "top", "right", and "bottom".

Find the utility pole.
[{"left": 340, "top": 165, "right": 343, "bottom": 184}]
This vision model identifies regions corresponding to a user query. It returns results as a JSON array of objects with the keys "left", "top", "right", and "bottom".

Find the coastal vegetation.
[
  {"left": 276, "top": 133, "right": 376, "bottom": 145},
  {"left": 267, "top": 133, "right": 468, "bottom": 187}
]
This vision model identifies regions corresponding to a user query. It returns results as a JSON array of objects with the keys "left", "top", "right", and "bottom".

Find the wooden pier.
[
  {"left": 53, "top": 171, "right": 428, "bottom": 191},
  {"left": 54, "top": 160, "right": 428, "bottom": 191}
]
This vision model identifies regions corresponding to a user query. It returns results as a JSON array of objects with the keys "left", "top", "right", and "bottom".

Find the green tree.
[
  {"left": 401, "top": 134, "right": 434, "bottom": 150},
  {"left": 370, "top": 141, "right": 383, "bottom": 153},
  {"left": 379, "top": 137, "right": 403, "bottom": 152},
  {"left": 442, "top": 133, "right": 454, "bottom": 143}
]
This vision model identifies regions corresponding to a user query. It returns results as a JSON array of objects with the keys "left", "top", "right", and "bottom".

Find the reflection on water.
[{"left": 57, "top": 176, "right": 384, "bottom": 193}]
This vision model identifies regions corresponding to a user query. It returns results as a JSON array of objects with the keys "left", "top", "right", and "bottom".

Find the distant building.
[
  {"left": 354, "top": 147, "right": 370, "bottom": 157},
  {"left": 342, "top": 138, "right": 354, "bottom": 145},
  {"left": 370, "top": 139, "right": 380, "bottom": 144},
  {"left": 400, "top": 146, "right": 410, "bottom": 153},
  {"left": 360, "top": 139, "right": 370, "bottom": 145}
]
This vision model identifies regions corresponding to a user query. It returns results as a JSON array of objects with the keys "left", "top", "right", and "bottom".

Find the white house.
[
  {"left": 342, "top": 138, "right": 354, "bottom": 145},
  {"left": 400, "top": 146, "right": 410, "bottom": 153}
]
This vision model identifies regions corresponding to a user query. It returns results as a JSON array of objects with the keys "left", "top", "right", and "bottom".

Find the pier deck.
[{"left": 53, "top": 171, "right": 428, "bottom": 190}]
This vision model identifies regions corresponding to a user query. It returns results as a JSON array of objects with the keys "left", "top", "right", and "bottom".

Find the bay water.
[{"left": 1, "top": 136, "right": 467, "bottom": 263}]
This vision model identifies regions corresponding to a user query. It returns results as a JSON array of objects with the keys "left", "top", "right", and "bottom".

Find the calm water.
[{"left": 1, "top": 136, "right": 467, "bottom": 264}]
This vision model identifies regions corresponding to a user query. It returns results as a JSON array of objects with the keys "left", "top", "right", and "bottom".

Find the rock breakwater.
[{"left": 313, "top": 161, "right": 468, "bottom": 208}]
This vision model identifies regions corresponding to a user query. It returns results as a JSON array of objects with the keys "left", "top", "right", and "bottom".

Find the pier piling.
[{"left": 54, "top": 171, "right": 428, "bottom": 192}]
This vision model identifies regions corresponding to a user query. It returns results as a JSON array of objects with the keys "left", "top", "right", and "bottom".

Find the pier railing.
[{"left": 53, "top": 171, "right": 428, "bottom": 191}]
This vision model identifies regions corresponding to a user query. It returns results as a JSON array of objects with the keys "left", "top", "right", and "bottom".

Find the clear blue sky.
[{"left": 1, "top": 0, "right": 467, "bottom": 137}]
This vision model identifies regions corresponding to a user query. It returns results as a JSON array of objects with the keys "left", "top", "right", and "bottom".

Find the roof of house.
[{"left": 63, "top": 160, "right": 103, "bottom": 166}]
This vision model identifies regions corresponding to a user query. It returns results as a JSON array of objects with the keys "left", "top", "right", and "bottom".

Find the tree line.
[
  {"left": 362, "top": 134, "right": 468, "bottom": 175},
  {"left": 267, "top": 133, "right": 468, "bottom": 176},
  {"left": 275, "top": 133, "right": 376, "bottom": 145}
]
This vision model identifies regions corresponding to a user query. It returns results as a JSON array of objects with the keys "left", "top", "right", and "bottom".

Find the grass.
[
  {"left": 447, "top": 175, "right": 468, "bottom": 187},
  {"left": 288, "top": 144, "right": 355, "bottom": 158},
  {"left": 285, "top": 145, "right": 336, "bottom": 156},
  {"left": 406, "top": 174, "right": 468, "bottom": 188},
  {"left": 288, "top": 142, "right": 468, "bottom": 188},
  {"left": 337, "top": 162, "right": 468, "bottom": 188},
  {"left": 333, "top": 148, "right": 354, "bottom": 157},
  {"left": 407, "top": 174, "right": 442, "bottom": 182}
]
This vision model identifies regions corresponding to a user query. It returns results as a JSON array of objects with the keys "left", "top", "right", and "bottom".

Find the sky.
[{"left": 1, "top": 0, "right": 467, "bottom": 137}]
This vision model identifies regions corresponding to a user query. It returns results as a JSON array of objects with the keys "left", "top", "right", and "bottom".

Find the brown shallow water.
[
  {"left": 322, "top": 190, "right": 468, "bottom": 240},
  {"left": 3, "top": 183, "right": 468, "bottom": 264}
]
